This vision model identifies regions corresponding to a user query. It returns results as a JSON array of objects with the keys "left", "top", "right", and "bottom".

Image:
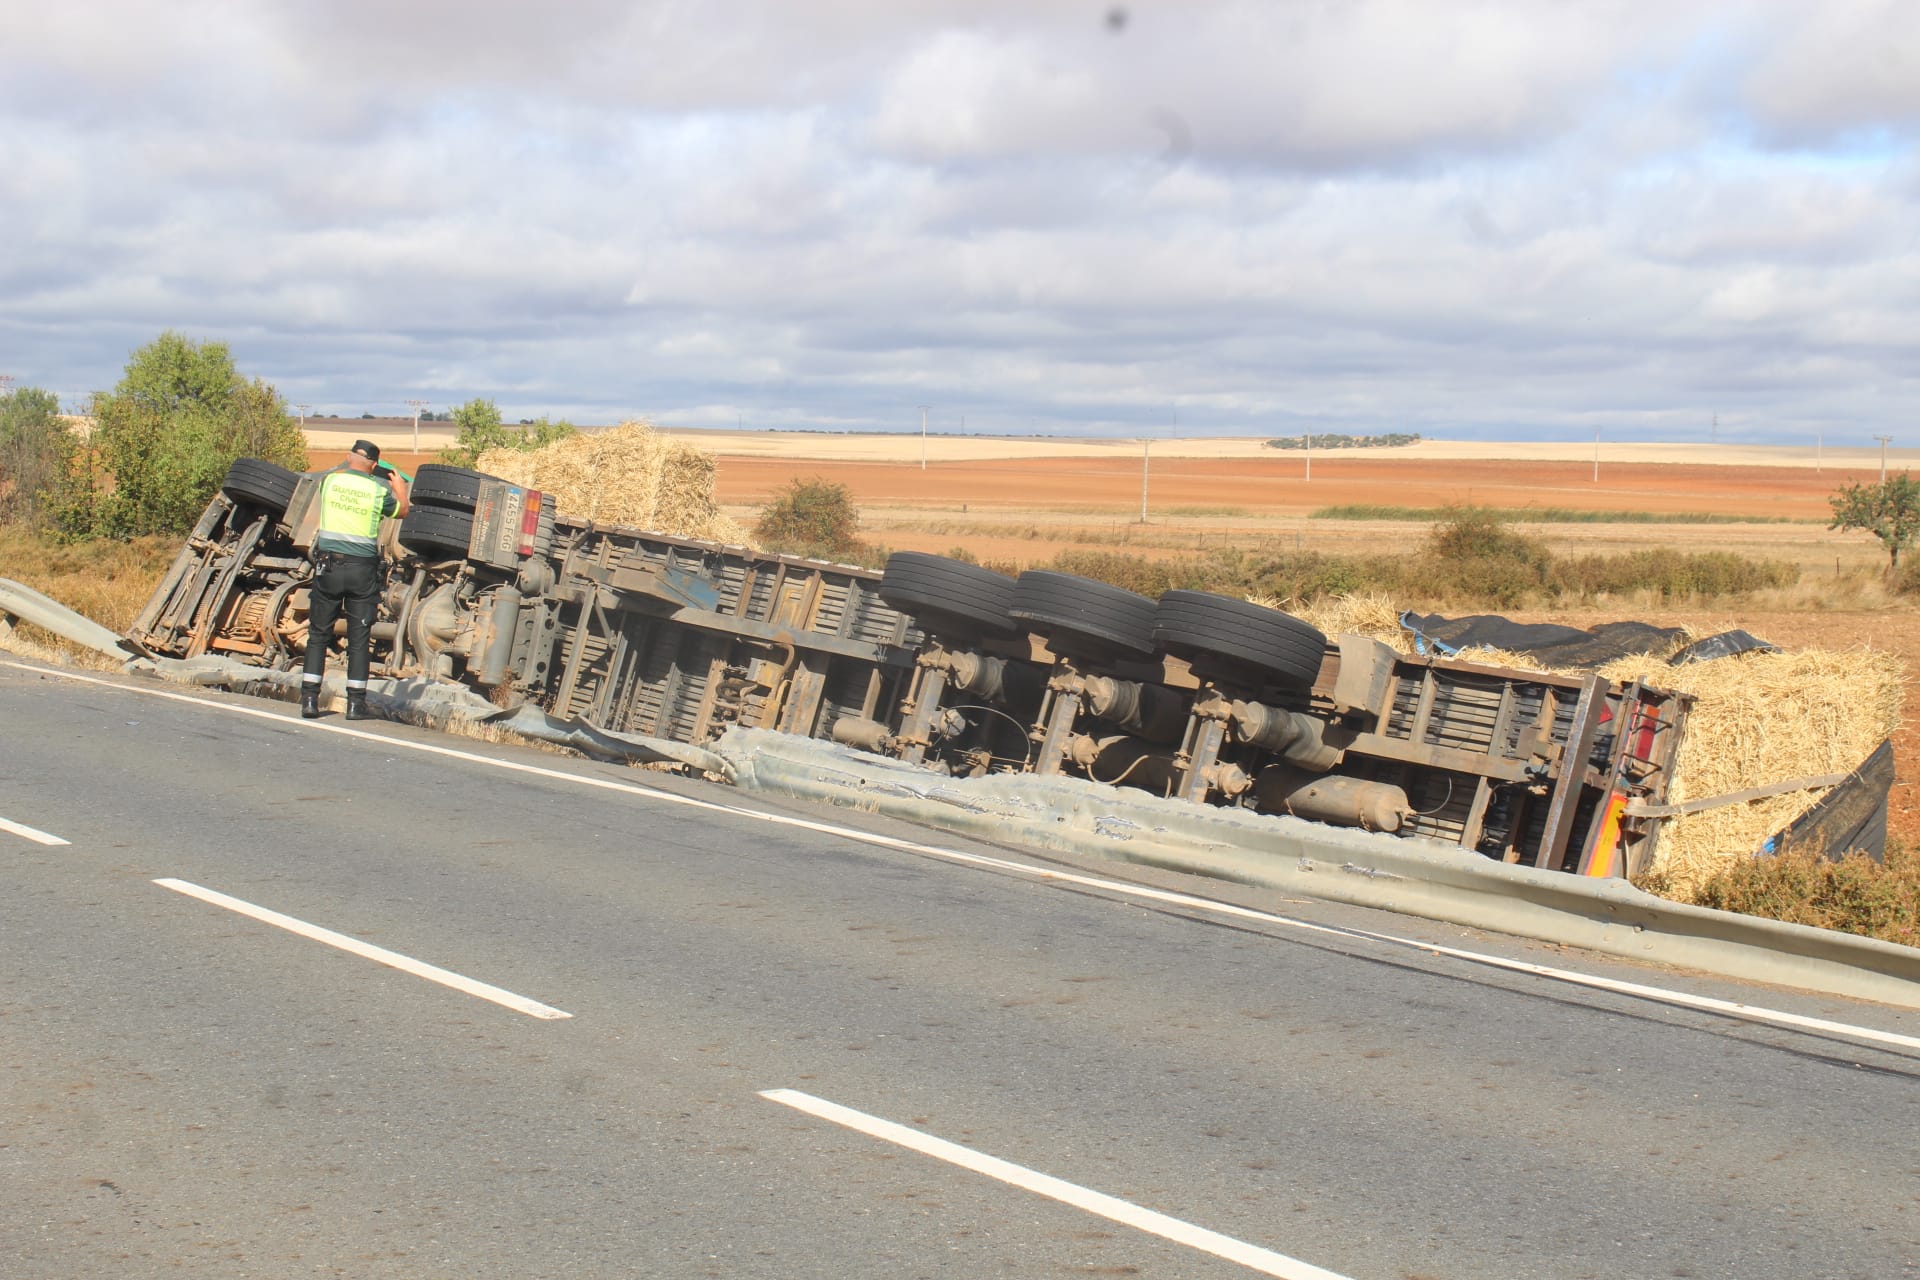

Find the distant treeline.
[{"left": 1265, "top": 433, "right": 1422, "bottom": 450}]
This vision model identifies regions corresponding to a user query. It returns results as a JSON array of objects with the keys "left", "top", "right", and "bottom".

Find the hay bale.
[
  {"left": 1260, "top": 592, "right": 1907, "bottom": 895},
  {"left": 1600, "top": 646, "right": 1906, "bottom": 896},
  {"left": 1288, "top": 591, "right": 1405, "bottom": 645},
  {"left": 477, "top": 420, "right": 752, "bottom": 545}
]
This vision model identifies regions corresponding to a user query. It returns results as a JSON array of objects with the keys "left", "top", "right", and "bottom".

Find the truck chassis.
[{"left": 129, "top": 459, "right": 1694, "bottom": 878}]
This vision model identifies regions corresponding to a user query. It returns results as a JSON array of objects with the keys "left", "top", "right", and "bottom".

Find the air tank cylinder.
[
  {"left": 474, "top": 586, "right": 523, "bottom": 686},
  {"left": 1252, "top": 766, "right": 1411, "bottom": 833}
]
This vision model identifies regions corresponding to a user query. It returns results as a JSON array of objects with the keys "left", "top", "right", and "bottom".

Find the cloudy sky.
[{"left": 4, "top": 1, "right": 1919, "bottom": 444}]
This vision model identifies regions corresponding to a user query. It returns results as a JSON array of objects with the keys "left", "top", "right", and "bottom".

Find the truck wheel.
[
  {"left": 1008, "top": 571, "right": 1157, "bottom": 660},
  {"left": 879, "top": 553, "right": 1021, "bottom": 639},
  {"left": 1154, "top": 591, "right": 1327, "bottom": 688},
  {"left": 398, "top": 504, "right": 474, "bottom": 558},
  {"left": 220, "top": 459, "right": 299, "bottom": 513},
  {"left": 408, "top": 464, "right": 499, "bottom": 512}
]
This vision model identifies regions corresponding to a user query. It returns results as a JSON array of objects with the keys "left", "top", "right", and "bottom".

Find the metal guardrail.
[{"left": 721, "top": 728, "right": 1920, "bottom": 1012}]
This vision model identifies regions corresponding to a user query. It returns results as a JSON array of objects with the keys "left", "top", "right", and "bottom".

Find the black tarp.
[
  {"left": 1762, "top": 739, "right": 1895, "bottom": 863},
  {"left": 1399, "top": 611, "right": 1689, "bottom": 669},
  {"left": 1668, "top": 629, "right": 1780, "bottom": 665}
]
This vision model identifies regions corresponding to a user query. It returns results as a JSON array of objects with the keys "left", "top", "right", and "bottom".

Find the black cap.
[{"left": 351, "top": 439, "right": 381, "bottom": 462}]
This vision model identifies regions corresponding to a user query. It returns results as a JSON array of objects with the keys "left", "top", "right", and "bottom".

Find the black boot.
[
  {"left": 301, "top": 687, "right": 321, "bottom": 719},
  {"left": 345, "top": 692, "right": 371, "bottom": 721}
]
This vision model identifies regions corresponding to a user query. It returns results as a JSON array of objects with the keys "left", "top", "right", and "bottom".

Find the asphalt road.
[{"left": 3, "top": 658, "right": 1917, "bottom": 1280}]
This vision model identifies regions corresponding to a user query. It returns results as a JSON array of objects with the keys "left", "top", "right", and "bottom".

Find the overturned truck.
[{"left": 129, "top": 459, "right": 1695, "bottom": 879}]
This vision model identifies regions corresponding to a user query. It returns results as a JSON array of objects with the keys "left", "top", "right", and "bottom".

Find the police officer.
[{"left": 301, "top": 439, "right": 410, "bottom": 719}]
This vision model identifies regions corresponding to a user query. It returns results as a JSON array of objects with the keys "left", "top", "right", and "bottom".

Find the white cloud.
[{"left": 2, "top": 2, "right": 1919, "bottom": 441}]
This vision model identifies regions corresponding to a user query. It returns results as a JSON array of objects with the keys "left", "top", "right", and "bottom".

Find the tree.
[
  {"left": 84, "top": 331, "right": 307, "bottom": 537},
  {"left": 753, "top": 477, "right": 864, "bottom": 558},
  {"left": 1829, "top": 473, "right": 1920, "bottom": 573},
  {"left": 0, "top": 386, "right": 78, "bottom": 529},
  {"left": 437, "top": 398, "right": 578, "bottom": 467}
]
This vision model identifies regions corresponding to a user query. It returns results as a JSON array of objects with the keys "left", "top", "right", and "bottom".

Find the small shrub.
[
  {"left": 1419, "top": 507, "right": 1552, "bottom": 605},
  {"left": 1427, "top": 506, "right": 1550, "bottom": 565},
  {"left": 1647, "top": 841, "right": 1920, "bottom": 947},
  {"left": 754, "top": 477, "right": 865, "bottom": 559},
  {"left": 1896, "top": 557, "right": 1920, "bottom": 597},
  {"left": 1550, "top": 549, "right": 1799, "bottom": 600},
  {"left": 1042, "top": 550, "right": 1183, "bottom": 598}
]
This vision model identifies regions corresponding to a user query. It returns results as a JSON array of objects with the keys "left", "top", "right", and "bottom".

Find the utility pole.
[
  {"left": 1140, "top": 437, "right": 1150, "bottom": 522},
  {"left": 405, "top": 399, "right": 429, "bottom": 454},
  {"left": 296, "top": 402, "right": 311, "bottom": 428},
  {"left": 919, "top": 405, "right": 930, "bottom": 471},
  {"left": 1593, "top": 427, "right": 1600, "bottom": 483},
  {"left": 1876, "top": 434, "right": 1893, "bottom": 485},
  {"left": 1711, "top": 412, "right": 1718, "bottom": 444},
  {"left": 1303, "top": 431, "right": 1311, "bottom": 482},
  {"left": 0, "top": 374, "right": 14, "bottom": 396}
]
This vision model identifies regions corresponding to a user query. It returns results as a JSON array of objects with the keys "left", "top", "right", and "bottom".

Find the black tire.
[
  {"left": 220, "top": 458, "right": 299, "bottom": 513},
  {"left": 398, "top": 504, "right": 474, "bottom": 558},
  {"left": 1154, "top": 591, "right": 1327, "bottom": 688},
  {"left": 878, "top": 553, "right": 1020, "bottom": 639},
  {"left": 1008, "top": 571, "right": 1157, "bottom": 659},
  {"left": 407, "top": 464, "right": 496, "bottom": 512}
]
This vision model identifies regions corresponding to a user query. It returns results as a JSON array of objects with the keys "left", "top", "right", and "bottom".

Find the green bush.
[
  {"left": 0, "top": 386, "right": 77, "bottom": 530},
  {"left": 754, "top": 477, "right": 866, "bottom": 560},
  {"left": 78, "top": 332, "right": 307, "bottom": 538},
  {"left": 1418, "top": 508, "right": 1552, "bottom": 605},
  {"left": 438, "top": 399, "right": 577, "bottom": 468}
]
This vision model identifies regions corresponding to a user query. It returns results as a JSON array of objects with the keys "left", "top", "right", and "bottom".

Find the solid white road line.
[
  {"left": 153, "top": 878, "right": 572, "bottom": 1019},
  {"left": 12, "top": 659, "right": 1919, "bottom": 1052},
  {"left": 761, "top": 1088, "right": 1353, "bottom": 1280},
  {"left": 0, "top": 815, "right": 70, "bottom": 845}
]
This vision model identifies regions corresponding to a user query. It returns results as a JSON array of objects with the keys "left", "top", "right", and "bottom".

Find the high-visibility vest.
[{"left": 313, "top": 469, "right": 391, "bottom": 555}]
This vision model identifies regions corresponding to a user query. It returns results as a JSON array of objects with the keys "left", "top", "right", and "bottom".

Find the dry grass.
[
  {"left": 480, "top": 419, "right": 752, "bottom": 544},
  {"left": 1671, "top": 841, "right": 1919, "bottom": 947},
  {"left": 0, "top": 527, "right": 177, "bottom": 667}
]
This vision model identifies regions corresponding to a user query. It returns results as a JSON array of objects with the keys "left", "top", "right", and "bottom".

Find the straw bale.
[
  {"left": 1259, "top": 592, "right": 1907, "bottom": 897},
  {"left": 1600, "top": 646, "right": 1906, "bottom": 896},
  {"left": 1289, "top": 591, "right": 1405, "bottom": 646},
  {"left": 477, "top": 420, "right": 752, "bottom": 545}
]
